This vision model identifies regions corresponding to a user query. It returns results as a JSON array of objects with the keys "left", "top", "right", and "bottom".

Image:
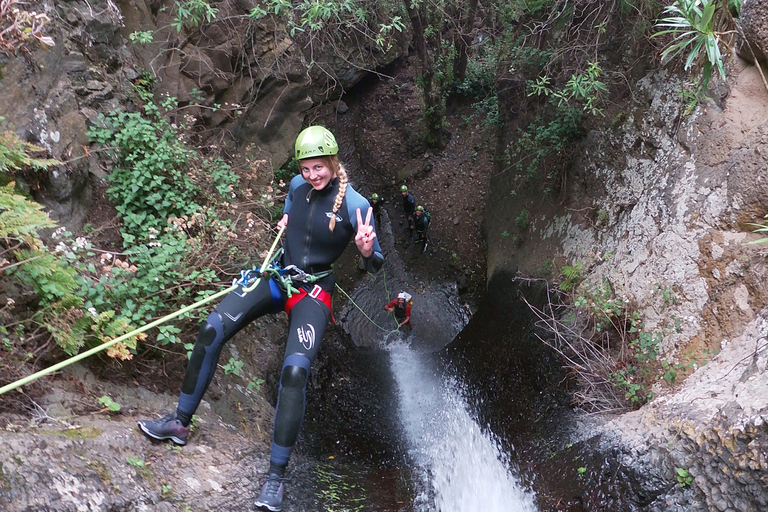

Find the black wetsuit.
[
  {"left": 177, "top": 174, "right": 383, "bottom": 468},
  {"left": 402, "top": 192, "right": 415, "bottom": 243},
  {"left": 414, "top": 211, "right": 429, "bottom": 239},
  {"left": 402, "top": 191, "right": 415, "bottom": 218},
  {"left": 371, "top": 197, "right": 385, "bottom": 222}
]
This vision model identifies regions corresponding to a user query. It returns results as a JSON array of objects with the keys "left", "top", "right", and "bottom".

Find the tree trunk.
[
  {"left": 454, "top": 0, "right": 479, "bottom": 82},
  {"left": 403, "top": 0, "right": 444, "bottom": 148}
]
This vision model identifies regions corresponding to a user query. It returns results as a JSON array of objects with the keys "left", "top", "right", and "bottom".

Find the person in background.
[
  {"left": 384, "top": 291, "right": 412, "bottom": 329},
  {"left": 413, "top": 205, "right": 431, "bottom": 253},
  {"left": 137, "top": 125, "right": 384, "bottom": 512},
  {"left": 370, "top": 192, "right": 385, "bottom": 224},
  {"left": 401, "top": 185, "right": 415, "bottom": 246}
]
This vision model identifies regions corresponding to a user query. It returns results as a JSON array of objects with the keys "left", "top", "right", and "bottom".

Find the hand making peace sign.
[{"left": 355, "top": 207, "right": 377, "bottom": 258}]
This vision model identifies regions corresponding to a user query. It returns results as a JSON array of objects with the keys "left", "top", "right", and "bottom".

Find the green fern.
[
  {"left": 0, "top": 130, "right": 60, "bottom": 173},
  {"left": 0, "top": 182, "right": 55, "bottom": 247}
]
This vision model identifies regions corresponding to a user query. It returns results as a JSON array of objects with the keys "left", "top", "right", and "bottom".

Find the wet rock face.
[{"left": 1, "top": 0, "right": 408, "bottom": 231}]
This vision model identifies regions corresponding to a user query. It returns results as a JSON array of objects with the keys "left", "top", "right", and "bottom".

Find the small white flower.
[{"left": 87, "top": 307, "right": 98, "bottom": 316}]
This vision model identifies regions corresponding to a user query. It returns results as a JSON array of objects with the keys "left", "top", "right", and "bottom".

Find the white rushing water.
[{"left": 386, "top": 340, "right": 539, "bottom": 512}]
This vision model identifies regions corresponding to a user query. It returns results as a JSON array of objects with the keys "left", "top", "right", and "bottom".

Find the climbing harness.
[
  {"left": 235, "top": 248, "right": 332, "bottom": 298},
  {"left": 0, "top": 227, "right": 286, "bottom": 396}
]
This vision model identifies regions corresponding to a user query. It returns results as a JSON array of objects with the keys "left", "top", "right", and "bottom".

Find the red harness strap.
[{"left": 284, "top": 284, "right": 335, "bottom": 323}]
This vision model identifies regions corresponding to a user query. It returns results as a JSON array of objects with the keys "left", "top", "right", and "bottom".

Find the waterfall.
[{"left": 386, "top": 339, "right": 538, "bottom": 512}]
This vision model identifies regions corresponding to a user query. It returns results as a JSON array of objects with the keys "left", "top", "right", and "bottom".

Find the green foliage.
[
  {"left": 0, "top": 130, "right": 60, "bottom": 173},
  {"left": 274, "top": 158, "right": 297, "bottom": 185},
  {"left": 126, "top": 456, "right": 146, "bottom": 468},
  {"left": 247, "top": 377, "right": 265, "bottom": 391},
  {"left": 88, "top": 97, "right": 239, "bottom": 246},
  {"left": 0, "top": 182, "right": 55, "bottom": 248},
  {"left": 89, "top": 109, "right": 201, "bottom": 244},
  {"left": 678, "top": 83, "right": 700, "bottom": 115},
  {"left": 654, "top": 0, "right": 737, "bottom": 94},
  {"left": 0, "top": 126, "right": 143, "bottom": 359},
  {"left": 744, "top": 214, "right": 768, "bottom": 245},
  {"left": 78, "top": 229, "right": 218, "bottom": 339},
  {"left": 11, "top": 249, "right": 78, "bottom": 303},
  {"left": 508, "top": 106, "right": 582, "bottom": 193},
  {"left": 129, "top": 31, "right": 154, "bottom": 44},
  {"left": 676, "top": 467, "right": 694, "bottom": 487},
  {"left": 560, "top": 277, "right": 682, "bottom": 410},
  {"left": 171, "top": 0, "right": 219, "bottom": 33},
  {"left": 529, "top": 62, "right": 609, "bottom": 116},
  {"left": 98, "top": 395, "right": 122, "bottom": 412},
  {"left": 515, "top": 208, "right": 531, "bottom": 231},
  {"left": 223, "top": 357, "right": 244, "bottom": 376},
  {"left": 249, "top": 0, "right": 404, "bottom": 51},
  {"left": 559, "top": 263, "right": 584, "bottom": 292},
  {"left": 455, "top": 44, "right": 498, "bottom": 99}
]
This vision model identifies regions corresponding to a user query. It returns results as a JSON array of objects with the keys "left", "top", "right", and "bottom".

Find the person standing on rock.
[
  {"left": 413, "top": 205, "right": 431, "bottom": 253},
  {"left": 137, "top": 125, "right": 383, "bottom": 512},
  {"left": 370, "top": 192, "right": 385, "bottom": 224},
  {"left": 401, "top": 185, "right": 416, "bottom": 246}
]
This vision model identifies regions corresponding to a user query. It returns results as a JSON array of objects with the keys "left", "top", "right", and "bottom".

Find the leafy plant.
[
  {"left": 653, "top": 0, "right": 738, "bottom": 94},
  {"left": 98, "top": 395, "right": 122, "bottom": 412},
  {"left": 0, "top": 182, "right": 56, "bottom": 248},
  {"left": 507, "top": 107, "right": 582, "bottom": 192},
  {"left": 88, "top": 108, "right": 202, "bottom": 244},
  {"left": 247, "top": 377, "right": 265, "bottom": 391},
  {"left": 171, "top": 0, "right": 219, "bottom": 33},
  {"left": 744, "top": 214, "right": 768, "bottom": 245},
  {"left": 529, "top": 62, "right": 609, "bottom": 116},
  {"left": 129, "top": 31, "right": 154, "bottom": 44},
  {"left": 676, "top": 467, "right": 694, "bottom": 487},
  {"left": 223, "top": 357, "right": 244, "bottom": 376},
  {"left": 0, "top": 130, "right": 60, "bottom": 174},
  {"left": 559, "top": 263, "right": 584, "bottom": 292},
  {"left": 126, "top": 456, "right": 146, "bottom": 468},
  {"left": 515, "top": 209, "right": 531, "bottom": 231}
]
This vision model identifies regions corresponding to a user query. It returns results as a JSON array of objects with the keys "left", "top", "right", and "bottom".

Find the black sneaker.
[
  {"left": 137, "top": 412, "right": 190, "bottom": 446},
  {"left": 255, "top": 473, "right": 284, "bottom": 511}
]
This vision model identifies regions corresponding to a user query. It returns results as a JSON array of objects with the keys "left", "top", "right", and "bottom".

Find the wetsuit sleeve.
[
  {"left": 346, "top": 187, "right": 384, "bottom": 273},
  {"left": 283, "top": 174, "right": 305, "bottom": 214}
]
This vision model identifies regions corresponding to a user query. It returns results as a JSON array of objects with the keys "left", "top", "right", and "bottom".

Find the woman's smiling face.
[{"left": 300, "top": 157, "right": 335, "bottom": 190}]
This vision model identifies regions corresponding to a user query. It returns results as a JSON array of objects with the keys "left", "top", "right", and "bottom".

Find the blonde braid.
[{"left": 329, "top": 163, "right": 348, "bottom": 232}]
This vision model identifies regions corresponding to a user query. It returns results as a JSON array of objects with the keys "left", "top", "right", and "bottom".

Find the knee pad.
[
  {"left": 273, "top": 355, "right": 311, "bottom": 447},
  {"left": 280, "top": 365, "right": 309, "bottom": 390}
]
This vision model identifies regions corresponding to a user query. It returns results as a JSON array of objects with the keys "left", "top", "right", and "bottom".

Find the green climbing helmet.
[
  {"left": 415, "top": 205, "right": 424, "bottom": 212},
  {"left": 400, "top": 185, "right": 408, "bottom": 192},
  {"left": 295, "top": 126, "right": 338, "bottom": 160},
  {"left": 371, "top": 193, "right": 379, "bottom": 200}
]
